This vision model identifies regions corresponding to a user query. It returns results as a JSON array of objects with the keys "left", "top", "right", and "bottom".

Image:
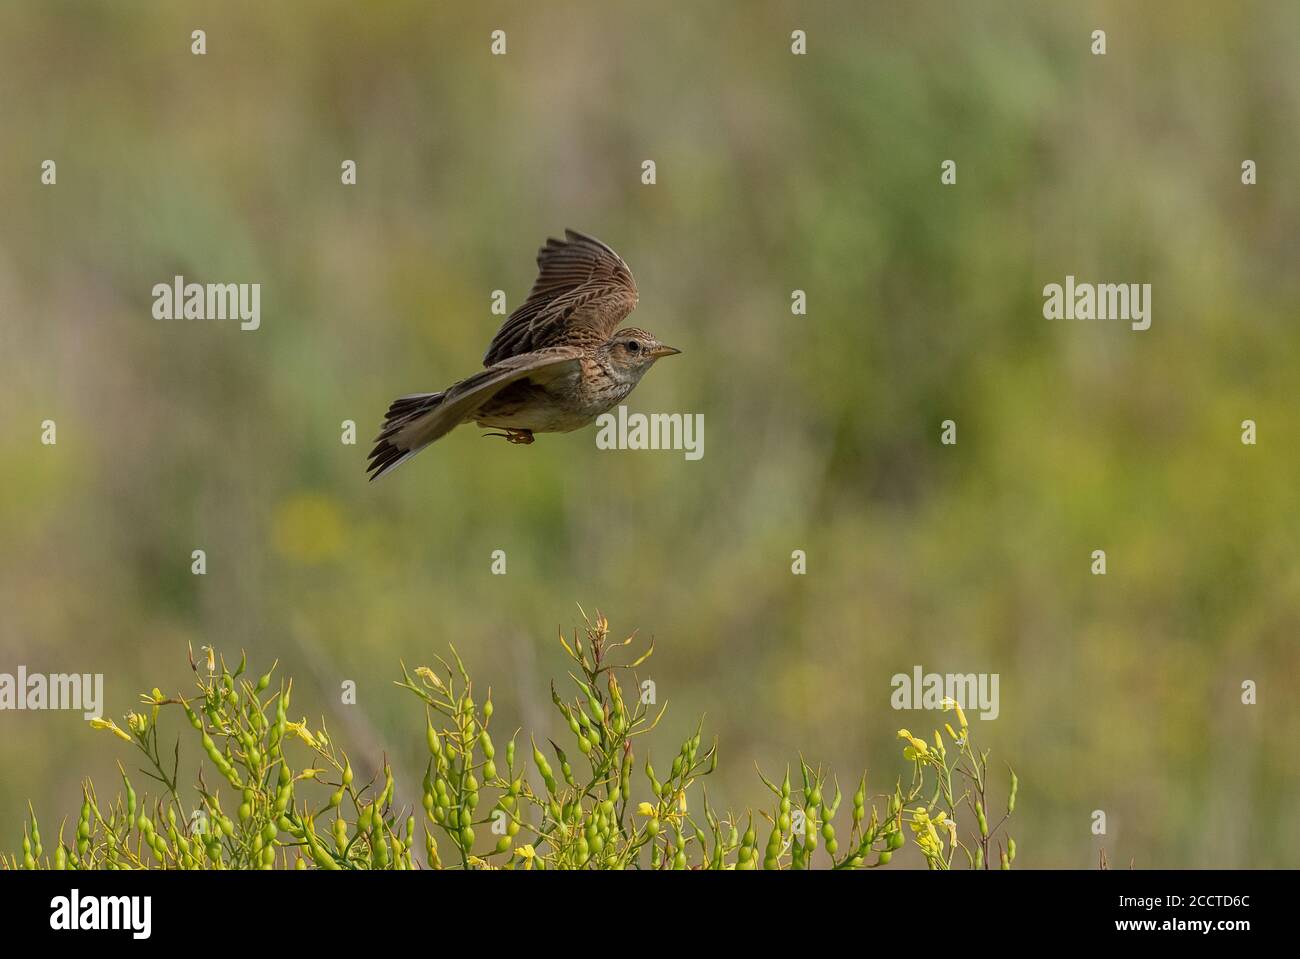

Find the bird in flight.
[{"left": 368, "top": 230, "right": 679, "bottom": 480}]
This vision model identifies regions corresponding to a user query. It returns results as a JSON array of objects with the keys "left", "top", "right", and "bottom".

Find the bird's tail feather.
[{"left": 367, "top": 391, "right": 445, "bottom": 480}]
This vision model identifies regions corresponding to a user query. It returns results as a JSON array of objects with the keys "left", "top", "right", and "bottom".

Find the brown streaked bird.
[{"left": 367, "top": 229, "right": 679, "bottom": 480}]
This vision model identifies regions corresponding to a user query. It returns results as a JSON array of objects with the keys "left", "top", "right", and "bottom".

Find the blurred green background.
[{"left": 1, "top": 1, "right": 1297, "bottom": 867}]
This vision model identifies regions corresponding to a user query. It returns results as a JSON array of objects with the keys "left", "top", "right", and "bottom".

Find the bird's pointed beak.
[{"left": 649, "top": 344, "right": 681, "bottom": 358}]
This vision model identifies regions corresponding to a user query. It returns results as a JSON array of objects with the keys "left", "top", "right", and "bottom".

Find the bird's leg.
[{"left": 482, "top": 428, "right": 535, "bottom": 445}]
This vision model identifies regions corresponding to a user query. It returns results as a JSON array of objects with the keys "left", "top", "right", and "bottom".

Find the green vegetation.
[{"left": 8, "top": 614, "right": 1015, "bottom": 870}]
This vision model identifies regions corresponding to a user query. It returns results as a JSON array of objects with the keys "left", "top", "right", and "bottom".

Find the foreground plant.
[{"left": 6, "top": 613, "right": 1017, "bottom": 870}]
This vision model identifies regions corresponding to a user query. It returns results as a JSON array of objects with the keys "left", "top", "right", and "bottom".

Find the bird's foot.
[{"left": 483, "top": 428, "right": 535, "bottom": 445}]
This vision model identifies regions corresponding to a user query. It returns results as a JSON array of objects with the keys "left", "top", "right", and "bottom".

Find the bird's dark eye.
[{"left": 626, "top": 340, "right": 640, "bottom": 353}]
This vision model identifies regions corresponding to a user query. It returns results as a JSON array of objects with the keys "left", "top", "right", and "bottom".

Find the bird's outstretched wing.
[
  {"left": 367, "top": 348, "right": 583, "bottom": 480},
  {"left": 483, "top": 229, "right": 638, "bottom": 366}
]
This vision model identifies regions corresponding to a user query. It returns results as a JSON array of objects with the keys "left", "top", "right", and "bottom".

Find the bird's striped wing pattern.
[{"left": 483, "top": 229, "right": 638, "bottom": 366}]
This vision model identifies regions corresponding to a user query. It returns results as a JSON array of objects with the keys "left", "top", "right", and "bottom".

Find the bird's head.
[{"left": 600, "top": 328, "right": 680, "bottom": 384}]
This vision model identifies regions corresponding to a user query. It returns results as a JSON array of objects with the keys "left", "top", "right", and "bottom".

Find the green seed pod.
[
  {"left": 532, "top": 743, "right": 555, "bottom": 790},
  {"left": 1007, "top": 769, "right": 1018, "bottom": 814},
  {"left": 459, "top": 826, "right": 475, "bottom": 850},
  {"left": 876, "top": 850, "right": 892, "bottom": 865},
  {"left": 1007, "top": 837, "right": 1017, "bottom": 863},
  {"left": 122, "top": 774, "right": 137, "bottom": 821},
  {"left": 976, "top": 801, "right": 989, "bottom": 838},
  {"left": 556, "top": 749, "right": 575, "bottom": 787},
  {"left": 888, "top": 829, "right": 905, "bottom": 850},
  {"left": 308, "top": 826, "right": 340, "bottom": 870},
  {"left": 372, "top": 830, "right": 390, "bottom": 868}
]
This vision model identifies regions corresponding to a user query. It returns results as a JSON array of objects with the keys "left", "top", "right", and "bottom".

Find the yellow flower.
[
  {"left": 908, "top": 807, "right": 944, "bottom": 858},
  {"left": 516, "top": 844, "right": 536, "bottom": 860},
  {"left": 942, "top": 697, "right": 968, "bottom": 729},
  {"left": 89, "top": 717, "right": 132, "bottom": 742},
  {"left": 126, "top": 711, "right": 147, "bottom": 734},
  {"left": 285, "top": 719, "right": 319, "bottom": 749},
  {"left": 636, "top": 802, "right": 657, "bottom": 817},
  {"left": 898, "top": 729, "right": 928, "bottom": 759},
  {"left": 414, "top": 666, "right": 446, "bottom": 692}
]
